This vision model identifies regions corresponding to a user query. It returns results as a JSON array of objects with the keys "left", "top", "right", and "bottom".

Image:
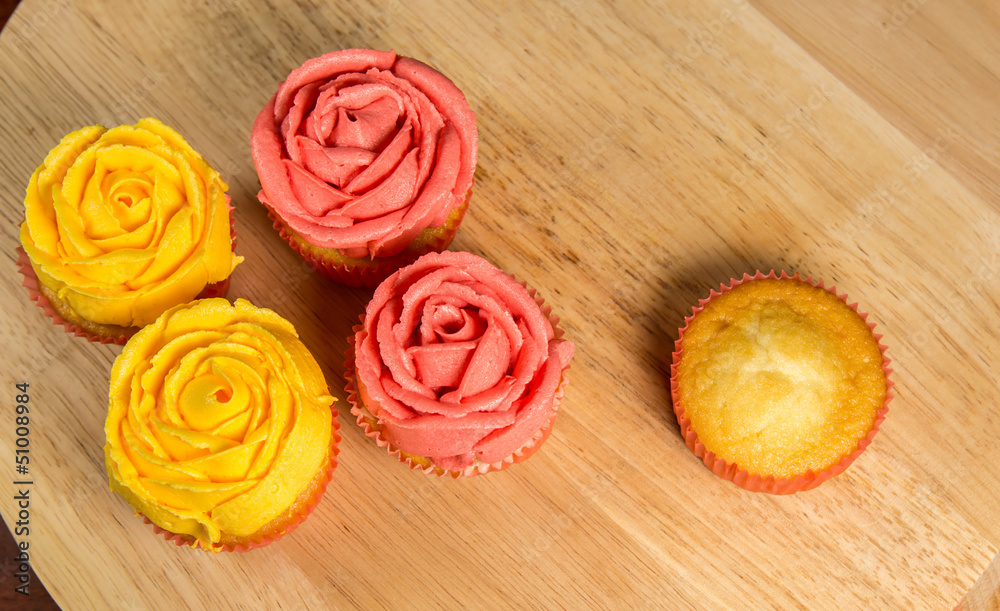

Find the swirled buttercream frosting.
[
  {"left": 105, "top": 298, "right": 335, "bottom": 550},
  {"left": 19, "top": 118, "right": 242, "bottom": 328},
  {"left": 251, "top": 48, "right": 477, "bottom": 259},
  {"left": 354, "top": 251, "right": 574, "bottom": 472}
]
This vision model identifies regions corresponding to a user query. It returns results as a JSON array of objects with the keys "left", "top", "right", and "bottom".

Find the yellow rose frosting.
[
  {"left": 104, "top": 298, "right": 335, "bottom": 549},
  {"left": 19, "top": 118, "right": 242, "bottom": 328}
]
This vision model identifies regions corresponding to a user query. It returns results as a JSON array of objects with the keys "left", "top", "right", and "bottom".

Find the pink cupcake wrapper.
[
  {"left": 264, "top": 190, "right": 471, "bottom": 289},
  {"left": 345, "top": 281, "right": 569, "bottom": 478},
  {"left": 16, "top": 202, "right": 238, "bottom": 344},
  {"left": 669, "top": 270, "right": 894, "bottom": 495},
  {"left": 143, "top": 403, "right": 341, "bottom": 552}
]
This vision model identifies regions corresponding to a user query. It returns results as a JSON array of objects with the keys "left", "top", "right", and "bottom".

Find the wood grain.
[{"left": 0, "top": 0, "right": 998, "bottom": 609}]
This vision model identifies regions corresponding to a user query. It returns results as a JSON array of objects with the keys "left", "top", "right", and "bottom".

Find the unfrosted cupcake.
[
  {"left": 251, "top": 48, "right": 477, "bottom": 287},
  {"left": 670, "top": 271, "right": 892, "bottom": 494},
  {"left": 346, "top": 251, "right": 574, "bottom": 477},
  {"left": 104, "top": 298, "right": 338, "bottom": 552},
  {"left": 17, "top": 118, "right": 241, "bottom": 344}
]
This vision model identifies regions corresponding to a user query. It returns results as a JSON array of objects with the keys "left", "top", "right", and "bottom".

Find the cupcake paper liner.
[
  {"left": 345, "top": 282, "right": 570, "bottom": 478},
  {"left": 143, "top": 407, "right": 341, "bottom": 552},
  {"left": 16, "top": 202, "right": 238, "bottom": 345},
  {"left": 265, "top": 190, "right": 471, "bottom": 289},
  {"left": 669, "top": 270, "right": 894, "bottom": 495}
]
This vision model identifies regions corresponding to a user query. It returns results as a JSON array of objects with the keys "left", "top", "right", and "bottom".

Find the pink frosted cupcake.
[
  {"left": 251, "top": 49, "right": 477, "bottom": 287},
  {"left": 346, "top": 251, "right": 574, "bottom": 477}
]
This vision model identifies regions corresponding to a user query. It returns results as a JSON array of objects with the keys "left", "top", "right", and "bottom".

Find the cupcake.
[
  {"left": 251, "top": 48, "right": 477, "bottom": 287},
  {"left": 346, "top": 251, "right": 574, "bottom": 477},
  {"left": 104, "top": 298, "right": 338, "bottom": 552},
  {"left": 670, "top": 271, "right": 892, "bottom": 494},
  {"left": 17, "top": 118, "right": 242, "bottom": 344}
]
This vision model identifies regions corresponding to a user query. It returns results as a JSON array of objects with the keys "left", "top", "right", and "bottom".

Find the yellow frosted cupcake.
[
  {"left": 104, "top": 298, "right": 338, "bottom": 552},
  {"left": 18, "top": 118, "right": 242, "bottom": 343},
  {"left": 670, "top": 271, "right": 892, "bottom": 493}
]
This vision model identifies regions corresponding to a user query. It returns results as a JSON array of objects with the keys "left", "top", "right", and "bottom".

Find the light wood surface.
[{"left": 1, "top": 0, "right": 998, "bottom": 608}]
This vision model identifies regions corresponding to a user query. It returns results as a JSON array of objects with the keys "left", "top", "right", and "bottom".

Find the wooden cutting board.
[{"left": 2, "top": 0, "right": 998, "bottom": 608}]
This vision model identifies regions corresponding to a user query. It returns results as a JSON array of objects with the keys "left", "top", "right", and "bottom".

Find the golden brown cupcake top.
[{"left": 676, "top": 277, "right": 886, "bottom": 479}]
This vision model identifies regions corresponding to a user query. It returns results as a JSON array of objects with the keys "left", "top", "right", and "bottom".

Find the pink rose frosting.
[
  {"left": 355, "top": 251, "right": 574, "bottom": 470},
  {"left": 251, "top": 49, "right": 477, "bottom": 259}
]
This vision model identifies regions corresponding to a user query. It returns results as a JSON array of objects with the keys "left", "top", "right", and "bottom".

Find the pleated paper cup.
[{"left": 669, "top": 270, "right": 893, "bottom": 494}]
